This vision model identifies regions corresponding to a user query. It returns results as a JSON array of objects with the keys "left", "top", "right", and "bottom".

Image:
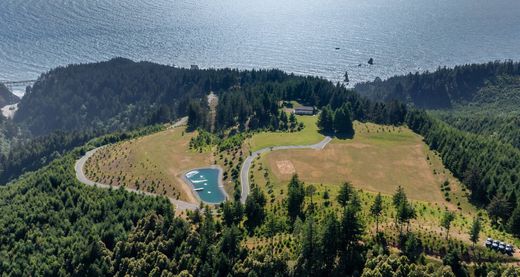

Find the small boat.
[
  {"left": 194, "top": 188, "right": 204, "bottom": 191},
  {"left": 186, "top": 171, "right": 199, "bottom": 178}
]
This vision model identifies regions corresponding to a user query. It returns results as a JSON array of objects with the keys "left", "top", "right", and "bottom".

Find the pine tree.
[
  {"left": 392, "top": 185, "right": 407, "bottom": 208},
  {"left": 337, "top": 182, "right": 353, "bottom": 207},
  {"left": 469, "top": 216, "right": 481, "bottom": 248},
  {"left": 306, "top": 184, "right": 317, "bottom": 214},
  {"left": 287, "top": 174, "right": 305, "bottom": 222},
  {"left": 318, "top": 106, "right": 334, "bottom": 133},
  {"left": 320, "top": 213, "right": 339, "bottom": 274},
  {"left": 338, "top": 202, "right": 365, "bottom": 275},
  {"left": 245, "top": 187, "right": 266, "bottom": 233},
  {"left": 441, "top": 211, "right": 455, "bottom": 240},
  {"left": 333, "top": 104, "right": 354, "bottom": 135},
  {"left": 487, "top": 193, "right": 511, "bottom": 224},
  {"left": 370, "top": 193, "right": 384, "bottom": 234},
  {"left": 508, "top": 205, "right": 520, "bottom": 237},
  {"left": 295, "top": 216, "right": 320, "bottom": 276}
]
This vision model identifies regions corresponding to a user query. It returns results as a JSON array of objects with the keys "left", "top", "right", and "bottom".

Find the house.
[{"left": 293, "top": 106, "right": 315, "bottom": 115}]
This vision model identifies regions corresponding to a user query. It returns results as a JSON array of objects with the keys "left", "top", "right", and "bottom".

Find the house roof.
[{"left": 295, "top": 106, "right": 314, "bottom": 111}]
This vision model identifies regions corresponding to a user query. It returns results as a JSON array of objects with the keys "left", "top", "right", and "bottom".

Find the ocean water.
[
  {"left": 185, "top": 168, "right": 226, "bottom": 204},
  {"left": 1, "top": 0, "right": 520, "bottom": 87}
]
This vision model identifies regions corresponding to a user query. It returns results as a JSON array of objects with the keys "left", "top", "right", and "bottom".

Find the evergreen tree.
[
  {"left": 338, "top": 202, "right": 365, "bottom": 275},
  {"left": 222, "top": 201, "right": 234, "bottom": 226},
  {"left": 295, "top": 216, "right": 320, "bottom": 276},
  {"left": 392, "top": 185, "right": 407, "bottom": 208},
  {"left": 317, "top": 105, "right": 334, "bottom": 133},
  {"left": 333, "top": 104, "right": 354, "bottom": 135},
  {"left": 337, "top": 182, "right": 353, "bottom": 207},
  {"left": 508, "top": 205, "right": 520, "bottom": 237},
  {"left": 320, "top": 213, "right": 339, "bottom": 275},
  {"left": 396, "top": 201, "right": 416, "bottom": 234},
  {"left": 402, "top": 233, "right": 423, "bottom": 262},
  {"left": 370, "top": 193, "right": 384, "bottom": 234},
  {"left": 306, "top": 184, "right": 317, "bottom": 213},
  {"left": 245, "top": 187, "right": 266, "bottom": 233},
  {"left": 469, "top": 216, "right": 482, "bottom": 247},
  {"left": 441, "top": 211, "right": 456, "bottom": 240},
  {"left": 443, "top": 248, "right": 467, "bottom": 277},
  {"left": 287, "top": 174, "right": 305, "bottom": 222},
  {"left": 487, "top": 193, "right": 511, "bottom": 224}
]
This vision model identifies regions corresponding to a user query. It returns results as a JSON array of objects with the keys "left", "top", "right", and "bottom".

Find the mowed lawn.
[
  {"left": 263, "top": 122, "right": 456, "bottom": 204},
  {"left": 84, "top": 126, "right": 212, "bottom": 203},
  {"left": 247, "top": 115, "right": 324, "bottom": 152}
]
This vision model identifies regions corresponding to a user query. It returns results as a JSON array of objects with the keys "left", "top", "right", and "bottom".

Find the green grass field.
[{"left": 247, "top": 115, "right": 324, "bottom": 152}]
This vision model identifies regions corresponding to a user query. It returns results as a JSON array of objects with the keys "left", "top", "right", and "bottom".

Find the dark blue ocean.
[{"left": 1, "top": 0, "right": 520, "bottom": 96}]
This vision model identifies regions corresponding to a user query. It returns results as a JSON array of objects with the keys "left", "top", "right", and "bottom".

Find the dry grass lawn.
[
  {"left": 84, "top": 126, "right": 212, "bottom": 203},
  {"left": 263, "top": 122, "right": 463, "bottom": 205}
]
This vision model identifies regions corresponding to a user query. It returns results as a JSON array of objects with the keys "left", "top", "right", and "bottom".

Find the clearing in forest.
[
  {"left": 247, "top": 115, "right": 324, "bottom": 152},
  {"left": 261, "top": 121, "right": 465, "bottom": 205},
  {"left": 83, "top": 126, "right": 212, "bottom": 203}
]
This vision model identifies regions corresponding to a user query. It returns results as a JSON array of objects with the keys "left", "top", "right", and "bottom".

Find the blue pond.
[{"left": 185, "top": 168, "right": 226, "bottom": 204}]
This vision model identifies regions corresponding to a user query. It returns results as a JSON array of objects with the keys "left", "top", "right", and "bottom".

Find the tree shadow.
[{"left": 318, "top": 129, "right": 355, "bottom": 140}]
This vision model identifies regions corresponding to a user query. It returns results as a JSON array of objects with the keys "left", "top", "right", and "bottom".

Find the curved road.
[
  {"left": 74, "top": 117, "right": 199, "bottom": 211},
  {"left": 239, "top": 136, "right": 332, "bottom": 203},
  {"left": 74, "top": 116, "right": 332, "bottom": 209}
]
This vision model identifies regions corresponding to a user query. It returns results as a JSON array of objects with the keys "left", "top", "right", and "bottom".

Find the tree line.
[
  {"left": 355, "top": 60, "right": 520, "bottom": 109},
  {"left": 405, "top": 110, "right": 520, "bottom": 236}
]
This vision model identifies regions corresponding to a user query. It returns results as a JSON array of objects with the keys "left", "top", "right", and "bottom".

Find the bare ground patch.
[{"left": 275, "top": 160, "right": 296, "bottom": 175}]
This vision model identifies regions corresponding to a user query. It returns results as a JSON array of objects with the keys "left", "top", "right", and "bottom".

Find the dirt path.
[
  {"left": 239, "top": 136, "right": 332, "bottom": 203},
  {"left": 207, "top": 92, "right": 218, "bottom": 132}
]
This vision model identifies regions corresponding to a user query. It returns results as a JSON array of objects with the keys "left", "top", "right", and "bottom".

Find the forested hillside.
[
  {"left": 434, "top": 112, "right": 520, "bottom": 150},
  {"left": 16, "top": 58, "right": 406, "bottom": 137},
  {"left": 429, "top": 75, "right": 520, "bottom": 149},
  {"left": 406, "top": 111, "right": 520, "bottom": 210},
  {"left": 355, "top": 61, "right": 520, "bottom": 109},
  {"left": 0, "top": 83, "right": 19, "bottom": 107},
  {"left": 4, "top": 59, "right": 520, "bottom": 275},
  {"left": 3, "top": 59, "right": 406, "bottom": 185},
  {"left": 0, "top": 148, "right": 173, "bottom": 275}
]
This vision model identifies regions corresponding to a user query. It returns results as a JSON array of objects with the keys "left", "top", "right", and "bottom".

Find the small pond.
[{"left": 185, "top": 168, "right": 226, "bottom": 204}]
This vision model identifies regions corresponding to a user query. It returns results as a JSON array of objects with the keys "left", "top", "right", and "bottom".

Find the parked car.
[
  {"left": 485, "top": 237, "right": 515, "bottom": 256},
  {"left": 499, "top": 242, "right": 506, "bottom": 253},
  {"left": 485, "top": 238, "right": 493, "bottom": 248},
  {"left": 492, "top": 240, "right": 499, "bottom": 250}
]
